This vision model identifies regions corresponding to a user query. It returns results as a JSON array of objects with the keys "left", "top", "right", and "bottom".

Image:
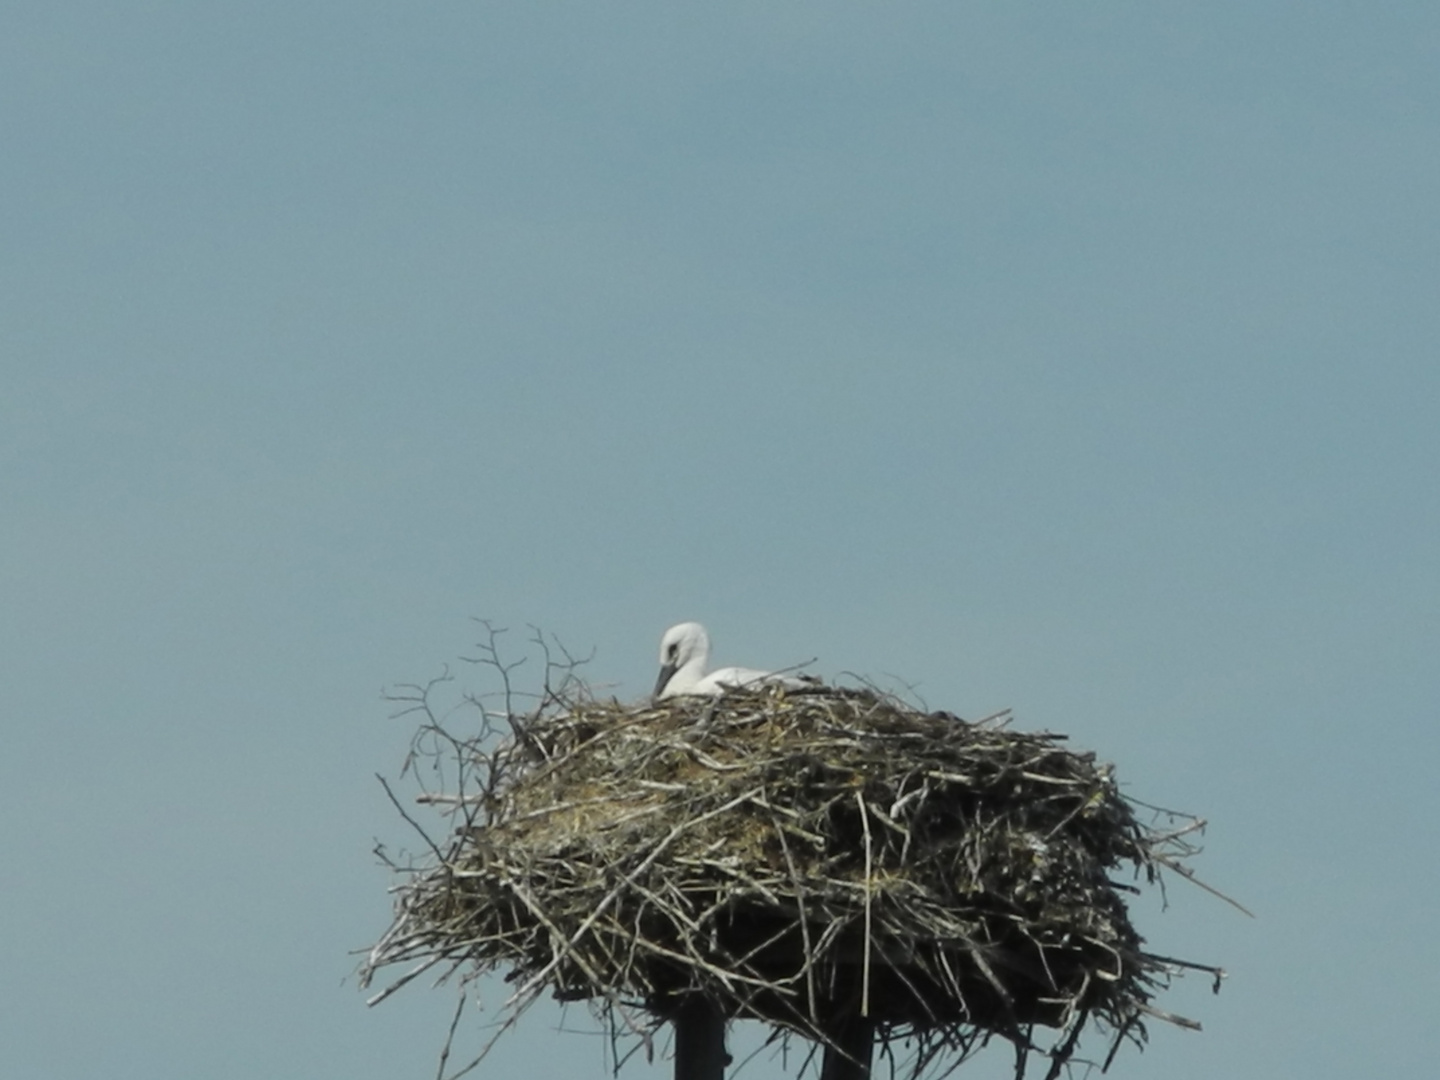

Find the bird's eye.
[{"left": 667, "top": 645, "right": 678, "bottom": 660}]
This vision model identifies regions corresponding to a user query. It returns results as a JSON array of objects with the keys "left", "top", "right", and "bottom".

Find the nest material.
[{"left": 365, "top": 684, "right": 1217, "bottom": 1074}]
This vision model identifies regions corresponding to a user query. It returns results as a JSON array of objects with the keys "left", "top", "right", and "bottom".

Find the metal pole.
[
  {"left": 819, "top": 1014, "right": 875, "bottom": 1080},
  {"left": 673, "top": 996, "right": 728, "bottom": 1080}
]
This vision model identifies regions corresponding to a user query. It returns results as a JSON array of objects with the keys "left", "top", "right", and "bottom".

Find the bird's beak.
[{"left": 653, "top": 663, "right": 678, "bottom": 702}]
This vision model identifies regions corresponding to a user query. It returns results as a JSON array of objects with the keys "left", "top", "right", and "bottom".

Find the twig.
[{"left": 857, "top": 790, "right": 874, "bottom": 1019}]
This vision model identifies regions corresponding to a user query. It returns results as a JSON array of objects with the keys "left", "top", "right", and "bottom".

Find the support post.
[
  {"left": 673, "top": 996, "right": 728, "bottom": 1080},
  {"left": 820, "top": 1014, "right": 875, "bottom": 1080}
]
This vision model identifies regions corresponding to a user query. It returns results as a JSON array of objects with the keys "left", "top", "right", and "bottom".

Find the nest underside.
[{"left": 366, "top": 687, "right": 1203, "bottom": 1063}]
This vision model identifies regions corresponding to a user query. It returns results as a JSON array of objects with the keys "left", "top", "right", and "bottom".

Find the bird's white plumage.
[{"left": 653, "top": 621, "right": 811, "bottom": 699}]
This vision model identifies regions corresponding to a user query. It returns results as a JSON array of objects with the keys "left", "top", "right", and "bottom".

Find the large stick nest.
[{"left": 365, "top": 659, "right": 1223, "bottom": 1078}]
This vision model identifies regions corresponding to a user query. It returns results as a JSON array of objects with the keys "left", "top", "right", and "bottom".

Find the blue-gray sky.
[{"left": 3, "top": 4, "right": 1437, "bottom": 1078}]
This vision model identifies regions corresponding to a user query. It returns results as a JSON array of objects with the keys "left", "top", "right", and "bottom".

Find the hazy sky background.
[{"left": 3, "top": 3, "right": 1437, "bottom": 1078}]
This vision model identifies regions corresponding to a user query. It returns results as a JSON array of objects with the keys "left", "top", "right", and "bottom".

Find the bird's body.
[{"left": 653, "top": 621, "right": 812, "bottom": 699}]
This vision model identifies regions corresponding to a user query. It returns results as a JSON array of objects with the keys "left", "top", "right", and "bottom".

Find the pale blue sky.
[{"left": 3, "top": 4, "right": 1437, "bottom": 1078}]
